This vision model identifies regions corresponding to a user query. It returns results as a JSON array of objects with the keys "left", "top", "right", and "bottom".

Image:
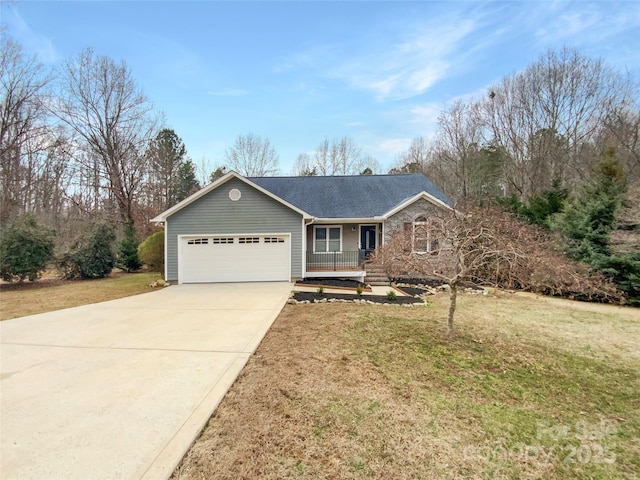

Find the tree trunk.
[{"left": 447, "top": 283, "right": 458, "bottom": 338}]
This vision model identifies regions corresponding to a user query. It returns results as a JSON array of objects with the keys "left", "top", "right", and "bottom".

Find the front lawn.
[
  {"left": 0, "top": 272, "right": 163, "bottom": 320},
  {"left": 173, "top": 291, "right": 640, "bottom": 479}
]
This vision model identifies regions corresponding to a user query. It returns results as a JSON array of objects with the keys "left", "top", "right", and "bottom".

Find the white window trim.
[
  {"left": 412, "top": 219, "right": 440, "bottom": 254},
  {"left": 313, "top": 225, "right": 342, "bottom": 253}
]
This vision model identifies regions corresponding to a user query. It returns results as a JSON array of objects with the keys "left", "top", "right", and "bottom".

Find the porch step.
[{"left": 364, "top": 266, "right": 390, "bottom": 286}]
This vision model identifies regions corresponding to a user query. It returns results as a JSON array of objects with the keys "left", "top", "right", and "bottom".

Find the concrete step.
[{"left": 365, "top": 270, "right": 391, "bottom": 286}]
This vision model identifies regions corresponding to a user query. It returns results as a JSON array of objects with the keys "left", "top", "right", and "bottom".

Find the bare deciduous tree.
[
  {"left": 55, "top": 48, "right": 158, "bottom": 223},
  {"left": 433, "top": 100, "right": 488, "bottom": 199},
  {"left": 225, "top": 132, "right": 279, "bottom": 176},
  {"left": 0, "top": 38, "right": 54, "bottom": 221},
  {"left": 371, "top": 204, "right": 620, "bottom": 338},
  {"left": 482, "top": 47, "right": 634, "bottom": 198},
  {"left": 292, "top": 152, "right": 316, "bottom": 176},
  {"left": 310, "top": 136, "right": 374, "bottom": 175}
]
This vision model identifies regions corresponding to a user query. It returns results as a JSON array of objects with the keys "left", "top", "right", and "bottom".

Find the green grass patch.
[{"left": 348, "top": 303, "right": 640, "bottom": 479}]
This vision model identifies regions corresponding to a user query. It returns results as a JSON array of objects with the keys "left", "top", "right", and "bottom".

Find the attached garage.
[
  {"left": 179, "top": 234, "right": 291, "bottom": 284},
  {"left": 154, "top": 173, "right": 307, "bottom": 284}
]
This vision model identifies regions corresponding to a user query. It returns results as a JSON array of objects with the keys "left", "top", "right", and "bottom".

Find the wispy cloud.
[
  {"left": 276, "top": 11, "right": 481, "bottom": 102},
  {"left": 333, "top": 20, "right": 477, "bottom": 101},
  {"left": 5, "top": 7, "right": 58, "bottom": 63},
  {"left": 207, "top": 89, "right": 250, "bottom": 97}
]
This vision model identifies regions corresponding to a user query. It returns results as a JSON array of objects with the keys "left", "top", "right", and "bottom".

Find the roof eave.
[
  {"left": 311, "top": 216, "right": 385, "bottom": 223},
  {"left": 150, "top": 171, "right": 312, "bottom": 223},
  {"left": 381, "top": 191, "right": 453, "bottom": 219}
]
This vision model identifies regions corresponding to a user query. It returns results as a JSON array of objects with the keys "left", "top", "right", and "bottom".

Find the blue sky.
[{"left": 3, "top": 1, "right": 640, "bottom": 175}]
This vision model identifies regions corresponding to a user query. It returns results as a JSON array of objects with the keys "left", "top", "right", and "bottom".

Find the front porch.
[
  {"left": 304, "top": 222, "right": 382, "bottom": 282},
  {"left": 306, "top": 250, "right": 367, "bottom": 272},
  {"left": 305, "top": 250, "right": 371, "bottom": 282}
]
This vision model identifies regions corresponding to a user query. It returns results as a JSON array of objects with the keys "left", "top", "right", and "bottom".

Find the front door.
[{"left": 360, "top": 225, "right": 377, "bottom": 257}]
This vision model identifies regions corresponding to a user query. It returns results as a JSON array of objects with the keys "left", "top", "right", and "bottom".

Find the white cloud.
[
  {"left": 334, "top": 20, "right": 477, "bottom": 101},
  {"left": 276, "top": 13, "right": 480, "bottom": 101},
  {"left": 5, "top": 7, "right": 59, "bottom": 63}
]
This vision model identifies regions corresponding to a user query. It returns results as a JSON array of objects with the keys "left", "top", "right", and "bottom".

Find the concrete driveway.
[{"left": 0, "top": 282, "right": 292, "bottom": 480}]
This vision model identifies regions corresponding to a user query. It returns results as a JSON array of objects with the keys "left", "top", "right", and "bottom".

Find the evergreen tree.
[
  {"left": 174, "top": 159, "right": 200, "bottom": 203},
  {"left": 0, "top": 214, "right": 55, "bottom": 282},
  {"left": 58, "top": 223, "right": 116, "bottom": 279},
  {"left": 117, "top": 221, "right": 142, "bottom": 272},
  {"left": 551, "top": 155, "right": 625, "bottom": 263},
  {"left": 551, "top": 153, "right": 640, "bottom": 304}
]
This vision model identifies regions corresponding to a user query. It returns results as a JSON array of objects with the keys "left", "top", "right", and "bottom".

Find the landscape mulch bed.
[
  {"left": 292, "top": 291, "right": 424, "bottom": 305},
  {"left": 393, "top": 277, "right": 486, "bottom": 292},
  {"left": 296, "top": 278, "right": 366, "bottom": 289},
  {"left": 395, "top": 286, "right": 431, "bottom": 297}
]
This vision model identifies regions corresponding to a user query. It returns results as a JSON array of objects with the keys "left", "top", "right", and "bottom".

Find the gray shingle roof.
[{"left": 249, "top": 174, "right": 452, "bottom": 218}]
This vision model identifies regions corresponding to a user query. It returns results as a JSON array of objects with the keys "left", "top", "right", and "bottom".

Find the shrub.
[
  {"left": 57, "top": 223, "right": 116, "bottom": 279},
  {"left": 356, "top": 285, "right": 363, "bottom": 296},
  {"left": 317, "top": 286, "right": 324, "bottom": 296},
  {"left": 386, "top": 290, "right": 397, "bottom": 301},
  {"left": 0, "top": 214, "right": 55, "bottom": 282},
  {"left": 117, "top": 221, "right": 142, "bottom": 272},
  {"left": 138, "top": 231, "right": 164, "bottom": 272}
]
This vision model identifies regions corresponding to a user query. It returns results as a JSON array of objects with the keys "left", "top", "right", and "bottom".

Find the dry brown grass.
[
  {"left": 173, "top": 293, "right": 640, "bottom": 480},
  {"left": 0, "top": 272, "right": 162, "bottom": 320}
]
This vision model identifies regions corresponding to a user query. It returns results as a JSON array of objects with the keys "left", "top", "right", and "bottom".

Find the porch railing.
[{"left": 306, "top": 250, "right": 367, "bottom": 271}]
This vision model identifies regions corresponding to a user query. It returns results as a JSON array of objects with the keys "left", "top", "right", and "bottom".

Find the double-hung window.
[
  {"left": 412, "top": 217, "right": 440, "bottom": 254},
  {"left": 314, "top": 226, "right": 341, "bottom": 253}
]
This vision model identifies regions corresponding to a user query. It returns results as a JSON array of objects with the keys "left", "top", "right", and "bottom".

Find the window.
[
  {"left": 264, "top": 237, "right": 285, "bottom": 244},
  {"left": 212, "top": 237, "right": 234, "bottom": 244},
  {"left": 187, "top": 238, "right": 209, "bottom": 245},
  {"left": 238, "top": 237, "right": 260, "bottom": 244},
  {"left": 314, "top": 226, "right": 341, "bottom": 252},
  {"left": 412, "top": 217, "right": 440, "bottom": 253}
]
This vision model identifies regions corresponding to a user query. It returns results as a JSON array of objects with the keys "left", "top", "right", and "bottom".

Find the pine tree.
[
  {"left": 118, "top": 221, "right": 142, "bottom": 272},
  {"left": 551, "top": 154, "right": 625, "bottom": 264},
  {"left": 551, "top": 153, "right": 640, "bottom": 304}
]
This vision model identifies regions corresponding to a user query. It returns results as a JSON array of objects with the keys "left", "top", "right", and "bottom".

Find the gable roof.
[
  {"left": 249, "top": 174, "right": 452, "bottom": 219},
  {"left": 151, "top": 171, "right": 311, "bottom": 222}
]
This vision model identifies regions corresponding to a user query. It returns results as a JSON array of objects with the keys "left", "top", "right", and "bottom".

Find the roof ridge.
[{"left": 249, "top": 173, "right": 422, "bottom": 179}]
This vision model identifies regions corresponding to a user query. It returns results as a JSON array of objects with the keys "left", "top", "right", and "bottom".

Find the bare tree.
[
  {"left": 371, "top": 204, "right": 620, "bottom": 338},
  {"left": 481, "top": 47, "right": 634, "bottom": 198},
  {"left": 55, "top": 48, "right": 158, "bottom": 224},
  {"left": 292, "top": 152, "right": 316, "bottom": 175},
  {"left": 225, "top": 132, "right": 279, "bottom": 176},
  {"left": 311, "top": 136, "right": 368, "bottom": 175},
  {"left": 433, "top": 100, "right": 487, "bottom": 199},
  {"left": 0, "top": 38, "right": 53, "bottom": 221}
]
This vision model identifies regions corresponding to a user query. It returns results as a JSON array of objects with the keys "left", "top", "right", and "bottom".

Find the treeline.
[
  {"left": 392, "top": 47, "right": 639, "bottom": 201},
  {"left": 1, "top": 39, "right": 202, "bottom": 244},
  {"left": 390, "top": 48, "right": 639, "bottom": 304}
]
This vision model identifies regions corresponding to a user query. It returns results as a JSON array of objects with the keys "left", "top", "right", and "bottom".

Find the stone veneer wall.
[{"left": 384, "top": 198, "right": 444, "bottom": 243}]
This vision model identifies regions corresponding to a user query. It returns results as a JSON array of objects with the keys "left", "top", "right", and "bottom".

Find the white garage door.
[{"left": 179, "top": 234, "right": 290, "bottom": 283}]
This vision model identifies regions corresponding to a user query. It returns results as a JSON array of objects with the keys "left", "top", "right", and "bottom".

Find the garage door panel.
[{"left": 180, "top": 235, "right": 290, "bottom": 283}]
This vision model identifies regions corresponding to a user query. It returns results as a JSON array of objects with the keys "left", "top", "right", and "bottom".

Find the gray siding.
[
  {"left": 166, "top": 178, "right": 303, "bottom": 281},
  {"left": 305, "top": 223, "right": 372, "bottom": 252}
]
